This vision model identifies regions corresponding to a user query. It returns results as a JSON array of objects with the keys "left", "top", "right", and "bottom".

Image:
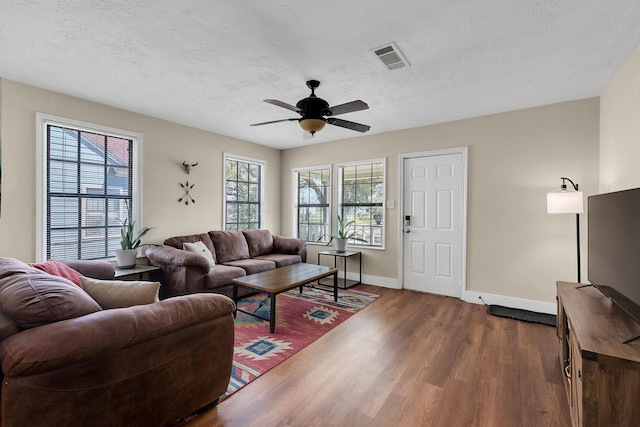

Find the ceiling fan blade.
[
  {"left": 250, "top": 118, "right": 298, "bottom": 126},
  {"left": 264, "top": 99, "right": 302, "bottom": 113},
  {"left": 326, "top": 117, "right": 371, "bottom": 133},
  {"left": 326, "top": 100, "right": 369, "bottom": 116}
]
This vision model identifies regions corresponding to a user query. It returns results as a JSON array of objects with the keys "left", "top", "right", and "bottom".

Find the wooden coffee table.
[{"left": 232, "top": 263, "right": 339, "bottom": 333}]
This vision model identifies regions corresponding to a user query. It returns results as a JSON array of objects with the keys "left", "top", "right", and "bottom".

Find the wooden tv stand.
[{"left": 557, "top": 281, "right": 640, "bottom": 426}]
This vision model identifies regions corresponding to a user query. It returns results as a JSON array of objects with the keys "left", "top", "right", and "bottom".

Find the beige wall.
[
  {"left": 600, "top": 45, "right": 640, "bottom": 192},
  {"left": 0, "top": 80, "right": 281, "bottom": 261},
  {"left": 0, "top": 79, "right": 601, "bottom": 306},
  {"left": 283, "top": 98, "right": 600, "bottom": 304}
]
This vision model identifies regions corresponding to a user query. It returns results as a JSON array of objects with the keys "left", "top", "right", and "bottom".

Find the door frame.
[{"left": 398, "top": 146, "right": 469, "bottom": 297}]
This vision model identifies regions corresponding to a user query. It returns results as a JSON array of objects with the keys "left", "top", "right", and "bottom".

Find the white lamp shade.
[{"left": 547, "top": 191, "right": 584, "bottom": 214}]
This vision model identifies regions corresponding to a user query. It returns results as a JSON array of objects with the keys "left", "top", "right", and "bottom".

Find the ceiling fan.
[{"left": 250, "top": 80, "right": 370, "bottom": 136}]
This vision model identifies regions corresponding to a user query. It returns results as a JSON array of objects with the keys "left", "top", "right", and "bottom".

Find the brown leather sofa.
[
  {"left": 0, "top": 256, "right": 235, "bottom": 427},
  {"left": 146, "top": 229, "right": 307, "bottom": 298}
]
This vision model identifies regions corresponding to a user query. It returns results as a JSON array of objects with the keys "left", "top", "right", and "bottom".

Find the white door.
[{"left": 403, "top": 153, "right": 464, "bottom": 297}]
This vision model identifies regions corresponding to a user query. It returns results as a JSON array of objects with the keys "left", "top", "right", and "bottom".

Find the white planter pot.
[
  {"left": 115, "top": 249, "right": 138, "bottom": 269},
  {"left": 334, "top": 238, "right": 348, "bottom": 253}
]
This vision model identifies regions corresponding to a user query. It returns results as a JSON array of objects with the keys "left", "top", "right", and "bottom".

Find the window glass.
[
  {"left": 225, "top": 156, "right": 263, "bottom": 230},
  {"left": 45, "top": 124, "right": 134, "bottom": 260},
  {"left": 295, "top": 167, "right": 331, "bottom": 242},
  {"left": 339, "top": 160, "right": 385, "bottom": 248}
]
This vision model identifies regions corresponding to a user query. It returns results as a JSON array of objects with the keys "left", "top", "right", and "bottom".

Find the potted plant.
[
  {"left": 320, "top": 215, "right": 367, "bottom": 252},
  {"left": 115, "top": 218, "right": 154, "bottom": 268}
]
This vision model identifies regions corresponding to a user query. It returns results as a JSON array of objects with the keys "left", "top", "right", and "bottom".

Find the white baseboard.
[
  {"left": 463, "top": 290, "right": 557, "bottom": 315},
  {"left": 349, "top": 272, "right": 556, "bottom": 314},
  {"left": 347, "top": 272, "right": 400, "bottom": 289}
]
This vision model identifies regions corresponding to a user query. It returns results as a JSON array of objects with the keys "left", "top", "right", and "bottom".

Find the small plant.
[
  {"left": 319, "top": 215, "right": 368, "bottom": 244},
  {"left": 119, "top": 218, "right": 155, "bottom": 250}
]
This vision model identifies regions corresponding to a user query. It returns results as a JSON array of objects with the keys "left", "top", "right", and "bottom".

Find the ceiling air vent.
[{"left": 373, "top": 42, "right": 410, "bottom": 70}]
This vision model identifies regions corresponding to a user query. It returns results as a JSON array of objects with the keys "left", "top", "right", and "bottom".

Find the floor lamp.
[{"left": 547, "top": 177, "right": 584, "bottom": 283}]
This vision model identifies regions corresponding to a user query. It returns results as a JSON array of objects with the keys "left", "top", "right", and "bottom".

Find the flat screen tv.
[{"left": 588, "top": 187, "right": 640, "bottom": 335}]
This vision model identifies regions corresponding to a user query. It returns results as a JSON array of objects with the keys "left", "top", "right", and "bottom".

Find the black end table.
[{"left": 317, "top": 250, "right": 362, "bottom": 289}]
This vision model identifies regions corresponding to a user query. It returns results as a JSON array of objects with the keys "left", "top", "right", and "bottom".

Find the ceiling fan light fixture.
[
  {"left": 299, "top": 118, "right": 326, "bottom": 134},
  {"left": 250, "top": 80, "right": 369, "bottom": 135}
]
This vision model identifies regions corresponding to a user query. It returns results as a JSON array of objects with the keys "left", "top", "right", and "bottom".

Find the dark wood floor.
[{"left": 188, "top": 285, "right": 571, "bottom": 427}]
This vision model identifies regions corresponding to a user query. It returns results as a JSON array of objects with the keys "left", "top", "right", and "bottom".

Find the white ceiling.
[{"left": 1, "top": 1, "right": 640, "bottom": 150}]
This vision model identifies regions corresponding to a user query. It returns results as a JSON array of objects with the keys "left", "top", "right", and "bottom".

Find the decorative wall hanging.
[
  {"left": 182, "top": 161, "right": 198, "bottom": 174},
  {"left": 178, "top": 181, "right": 195, "bottom": 205}
]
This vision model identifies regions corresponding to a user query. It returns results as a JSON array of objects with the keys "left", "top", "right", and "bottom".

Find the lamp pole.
[
  {"left": 562, "top": 177, "right": 581, "bottom": 283},
  {"left": 575, "top": 212, "right": 581, "bottom": 283}
]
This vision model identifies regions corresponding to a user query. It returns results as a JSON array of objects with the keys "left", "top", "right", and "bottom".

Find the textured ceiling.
[{"left": 1, "top": 1, "right": 640, "bottom": 150}]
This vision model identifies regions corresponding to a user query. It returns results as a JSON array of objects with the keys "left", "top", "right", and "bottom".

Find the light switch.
[{"left": 387, "top": 200, "right": 395, "bottom": 209}]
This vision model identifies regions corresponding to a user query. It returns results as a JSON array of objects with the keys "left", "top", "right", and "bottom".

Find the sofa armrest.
[
  {"left": 145, "top": 245, "right": 210, "bottom": 273},
  {"left": 0, "top": 294, "right": 235, "bottom": 377},
  {"left": 273, "top": 235, "right": 307, "bottom": 262}
]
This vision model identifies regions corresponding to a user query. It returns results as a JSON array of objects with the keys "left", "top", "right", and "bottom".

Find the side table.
[
  {"left": 317, "top": 250, "right": 362, "bottom": 289},
  {"left": 114, "top": 264, "right": 161, "bottom": 281}
]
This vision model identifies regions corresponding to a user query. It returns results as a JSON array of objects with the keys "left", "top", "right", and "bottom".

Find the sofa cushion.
[
  {"left": 164, "top": 233, "right": 217, "bottom": 262},
  {"left": 182, "top": 241, "right": 216, "bottom": 267},
  {"left": 30, "top": 260, "right": 83, "bottom": 287},
  {"left": 79, "top": 276, "right": 161, "bottom": 309},
  {"left": 204, "top": 264, "right": 247, "bottom": 289},
  {"left": 242, "top": 229, "right": 274, "bottom": 258},
  {"left": 254, "top": 254, "right": 302, "bottom": 268},
  {"left": 0, "top": 314, "right": 19, "bottom": 343},
  {"left": 0, "top": 257, "right": 102, "bottom": 335},
  {"left": 209, "top": 231, "right": 250, "bottom": 264},
  {"left": 223, "top": 259, "right": 276, "bottom": 275}
]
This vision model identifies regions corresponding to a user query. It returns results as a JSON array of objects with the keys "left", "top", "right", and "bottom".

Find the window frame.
[
  {"left": 36, "top": 113, "right": 143, "bottom": 262},
  {"left": 223, "top": 153, "right": 266, "bottom": 231},
  {"left": 337, "top": 158, "right": 386, "bottom": 250},
  {"left": 293, "top": 165, "right": 332, "bottom": 244}
]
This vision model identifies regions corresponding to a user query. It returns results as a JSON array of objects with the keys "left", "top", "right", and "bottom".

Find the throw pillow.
[
  {"left": 182, "top": 241, "right": 216, "bottom": 267},
  {"left": 79, "top": 276, "right": 160, "bottom": 309},
  {"left": 30, "top": 260, "right": 83, "bottom": 288}
]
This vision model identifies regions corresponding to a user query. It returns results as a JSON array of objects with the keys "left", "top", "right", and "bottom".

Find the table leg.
[
  {"left": 342, "top": 256, "right": 347, "bottom": 289},
  {"left": 333, "top": 271, "right": 338, "bottom": 302},
  {"left": 232, "top": 284, "right": 238, "bottom": 318},
  {"left": 269, "top": 292, "right": 276, "bottom": 333}
]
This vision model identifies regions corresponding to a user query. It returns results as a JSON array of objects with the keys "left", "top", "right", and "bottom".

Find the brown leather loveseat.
[
  {"left": 146, "top": 229, "right": 307, "bottom": 298},
  {"left": 0, "top": 256, "right": 235, "bottom": 427}
]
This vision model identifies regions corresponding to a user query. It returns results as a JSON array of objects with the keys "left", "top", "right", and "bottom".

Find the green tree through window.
[
  {"left": 296, "top": 167, "right": 330, "bottom": 242},
  {"left": 339, "top": 160, "right": 385, "bottom": 247},
  {"left": 225, "top": 156, "right": 262, "bottom": 230}
]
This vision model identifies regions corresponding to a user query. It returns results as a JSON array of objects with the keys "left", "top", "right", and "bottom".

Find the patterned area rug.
[{"left": 224, "top": 286, "right": 379, "bottom": 400}]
